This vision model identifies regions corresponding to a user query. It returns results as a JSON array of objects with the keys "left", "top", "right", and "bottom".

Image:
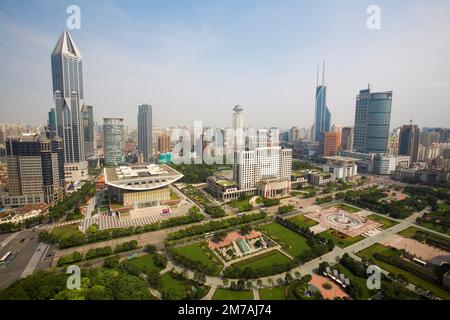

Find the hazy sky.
[{"left": 0, "top": 0, "right": 449, "bottom": 130}]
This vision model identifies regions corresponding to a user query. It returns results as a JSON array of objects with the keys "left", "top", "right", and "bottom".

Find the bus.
[{"left": 0, "top": 251, "right": 12, "bottom": 264}]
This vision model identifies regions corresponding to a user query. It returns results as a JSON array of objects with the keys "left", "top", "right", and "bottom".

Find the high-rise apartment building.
[
  {"left": 138, "top": 104, "right": 153, "bottom": 163},
  {"left": 341, "top": 127, "right": 354, "bottom": 151},
  {"left": 103, "top": 118, "right": 124, "bottom": 166},
  {"left": 158, "top": 133, "right": 171, "bottom": 153},
  {"left": 51, "top": 29, "right": 89, "bottom": 181},
  {"left": 324, "top": 132, "right": 341, "bottom": 156},
  {"left": 2, "top": 134, "right": 64, "bottom": 208},
  {"left": 353, "top": 87, "right": 392, "bottom": 154}
]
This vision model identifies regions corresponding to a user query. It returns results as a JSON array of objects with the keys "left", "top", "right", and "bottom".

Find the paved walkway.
[
  {"left": 21, "top": 242, "right": 49, "bottom": 278},
  {"left": 252, "top": 288, "right": 260, "bottom": 300},
  {"left": 202, "top": 287, "right": 217, "bottom": 300},
  {"left": 0, "top": 232, "right": 20, "bottom": 248}
]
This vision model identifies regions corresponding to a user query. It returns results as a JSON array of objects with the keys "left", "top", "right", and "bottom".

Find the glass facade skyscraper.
[
  {"left": 137, "top": 104, "right": 153, "bottom": 163},
  {"left": 353, "top": 87, "right": 392, "bottom": 154},
  {"left": 103, "top": 118, "right": 125, "bottom": 166},
  {"left": 51, "top": 29, "right": 85, "bottom": 164},
  {"left": 314, "top": 63, "right": 331, "bottom": 146},
  {"left": 82, "top": 105, "right": 95, "bottom": 159},
  {"left": 314, "top": 85, "right": 331, "bottom": 143}
]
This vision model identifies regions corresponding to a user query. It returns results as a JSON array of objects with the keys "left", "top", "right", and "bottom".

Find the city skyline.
[{"left": 0, "top": 0, "right": 449, "bottom": 129}]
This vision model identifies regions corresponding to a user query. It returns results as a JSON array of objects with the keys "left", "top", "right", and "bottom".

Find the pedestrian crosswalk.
[{"left": 75, "top": 202, "right": 196, "bottom": 232}]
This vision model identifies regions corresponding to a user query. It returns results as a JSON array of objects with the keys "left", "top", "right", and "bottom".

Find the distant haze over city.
[{"left": 0, "top": 0, "right": 449, "bottom": 129}]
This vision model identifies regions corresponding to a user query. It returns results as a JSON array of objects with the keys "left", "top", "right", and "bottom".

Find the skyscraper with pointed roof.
[
  {"left": 51, "top": 29, "right": 88, "bottom": 181},
  {"left": 314, "top": 62, "right": 331, "bottom": 146}
]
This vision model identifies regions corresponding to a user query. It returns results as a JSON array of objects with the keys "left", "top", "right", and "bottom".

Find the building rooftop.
[
  {"left": 323, "top": 156, "right": 360, "bottom": 162},
  {"left": 104, "top": 164, "right": 183, "bottom": 191}
]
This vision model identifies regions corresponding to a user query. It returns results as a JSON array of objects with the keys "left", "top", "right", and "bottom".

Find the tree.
[
  {"left": 223, "top": 278, "right": 229, "bottom": 288},
  {"left": 103, "top": 255, "right": 120, "bottom": 269},
  {"left": 237, "top": 279, "right": 246, "bottom": 291},
  {"left": 239, "top": 224, "right": 252, "bottom": 236},
  {"left": 246, "top": 281, "right": 253, "bottom": 290},
  {"left": 318, "top": 262, "right": 330, "bottom": 274},
  {"left": 256, "top": 279, "right": 263, "bottom": 288},
  {"left": 144, "top": 244, "right": 157, "bottom": 254},
  {"left": 147, "top": 271, "right": 160, "bottom": 288},
  {"left": 285, "top": 272, "right": 293, "bottom": 283},
  {"left": 193, "top": 272, "right": 206, "bottom": 285}
]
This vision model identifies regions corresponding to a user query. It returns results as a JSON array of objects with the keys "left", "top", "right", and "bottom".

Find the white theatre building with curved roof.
[{"left": 104, "top": 164, "right": 183, "bottom": 208}]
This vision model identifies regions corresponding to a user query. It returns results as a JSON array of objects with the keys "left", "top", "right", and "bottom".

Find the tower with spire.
[
  {"left": 50, "top": 29, "right": 88, "bottom": 181},
  {"left": 313, "top": 61, "right": 331, "bottom": 146}
]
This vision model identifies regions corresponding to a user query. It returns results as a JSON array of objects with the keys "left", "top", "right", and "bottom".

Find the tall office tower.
[
  {"left": 341, "top": 127, "right": 354, "bottom": 151},
  {"left": 82, "top": 105, "right": 95, "bottom": 159},
  {"left": 422, "top": 128, "right": 450, "bottom": 143},
  {"left": 323, "top": 132, "right": 341, "bottom": 156},
  {"left": 3, "top": 134, "right": 64, "bottom": 207},
  {"left": 158, "top": 133, "right": 171, "bottom": 153},
  {"left": 280, "top": 148, "right": 293, "bottom": 180},
  {"left": 232, "top": 105, "right": 245, "bottom": 147},
  {"left": 103, "top": 118, "right": 125, "bottom": 166},
  {"left": 314, "top": 62, "right": 331, "bottom": 145},
  {"left": 398, "top": 122, "right": 421, "bottom": 163},
  {"left": 331, "top": 123, "right": 342, "bottom": 133},
  {"left": 289, "top": 126, "right": 300, "bottom": 142},
  {"left": 51, "top": 29, "right": 85, "bottom": 164},
  {"left": 247, "top": 129, "right": 269, "bottom": 149},
  {"left": 138, "top": 104, "right": 153, "bottom": 163},
  {"left": 51, "top": 29, "right": 89, "bottom": 181},
  {"left": 353, "top": 87, "right": 392, "bottom": 154},
  {"left": 232, "top": 105, "right": 245, "bottom": 181},
  {"left": 235, "top": 146, "right": 292, "bottom": 190},
  {"left": 0, "top": 128, "right": 4, "bottom": 144},
  {"left": 47, "top": 108, "right": 57, "bottom": 138}
]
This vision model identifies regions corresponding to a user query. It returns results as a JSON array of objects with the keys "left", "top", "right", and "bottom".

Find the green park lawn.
[
  {"left": 230, "top": 250, "right": 291, "bottom": 271},
  {"left": 259, "top": 285, "right": 288, "bottom": 300},
  {"left": 212, "top": 288, "right": 254, "bottom": 300},
  {"left": 157, "top": 273, "right": 187, "bottom": 297},
  {"left": 335, "top": 203, "right": 361, "bottom": 213},
  {"left": 289, "top": 215, "right": 318, "bottom": 228},
  {"left": 319, "top": 229, "right": 364, "bottom": 248},
  {"left": 126, "top": 254, "right": 163, "bottom": 275},
  {"left": 228, "top": 196, "right": 252, "bottom": 209},
  {"left": 398, "top": 227, "right": 450, "bottom": 245},
  {"left": 416, "top": 220, "right": 450, "bottom": 236},
  {"left": 172, "top": 242, "right": 224, "bottom": 276},
  {"left": 257, "top": 223, "right": 310, "bottom": 256},
  {"left": 366, "top": 214, "right": 398, "bottom": 229},
  {"left": 357, "top": 243, "right": 450, "bottom": 300},
  {"left": 157, "top": 272, "right": 209, "bottom": 300}
]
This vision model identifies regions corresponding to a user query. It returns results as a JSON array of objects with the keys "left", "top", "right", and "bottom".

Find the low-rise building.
[
  {"left": 322, "top": 156, "right": 358, "bottom": 180},
  {"left": 255, "top": 178, "right": 291, "bottom": 198},
  {"left": 307, "top": 171, "right": 335, "bottom": 186},
  {"left": 104, "top": 164, "right": 183, "bottom": 208}
]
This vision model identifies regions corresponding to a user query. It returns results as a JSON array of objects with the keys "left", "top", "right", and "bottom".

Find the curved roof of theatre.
[{"left": 104, "top": 164, "right": 183, "bottom": 191}]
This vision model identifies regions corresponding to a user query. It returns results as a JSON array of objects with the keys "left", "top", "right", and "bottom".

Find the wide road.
[{"left": 0, "top": 229, "right": 42, "bottom": 289}]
